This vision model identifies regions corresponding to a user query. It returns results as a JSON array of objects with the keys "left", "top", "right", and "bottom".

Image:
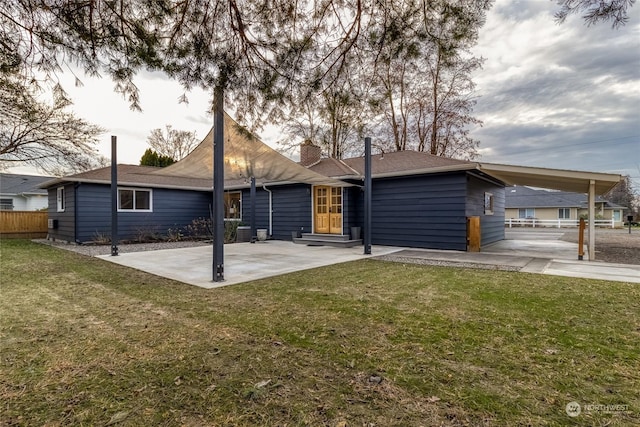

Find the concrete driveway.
[{"left": 484, "top": 229, "right": 582, "bottom": 259}]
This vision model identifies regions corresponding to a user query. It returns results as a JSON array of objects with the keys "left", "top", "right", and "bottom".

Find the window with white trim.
[
  {"left": 0, "top": 198, "right": 14, "bottom": 210},
  {"left": 224, "top": 191, "right": 242, "bottom": 220},
  {"left": 518, "top": 208, "right": 535, "bottom": 218},
  {"left": 57, "top": 187, "right": 65, "bottom": 212},
  {"left": 118, "top": 188, "right": 152, "bottom": 211},
  {"left": 484, "top": 192, "right": 494, "bottom": 215},
  {"left": 558, "top": 208, "right": 571, "bottom": 219}
]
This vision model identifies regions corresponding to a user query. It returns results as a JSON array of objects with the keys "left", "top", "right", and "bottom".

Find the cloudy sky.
[
  {"left": 8, "top": 0, "right": 640, "bottom": 190},
  {"left": 471, "top": 0, "right": 639, "bottom": 189}
]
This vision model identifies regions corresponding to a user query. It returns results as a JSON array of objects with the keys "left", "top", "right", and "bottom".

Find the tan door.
[
  {"left": 329, "top": 187, "right": 342, "bottom": 234},
  {"left": 314, "top": 186, "right": 342, "bottom": 234}
]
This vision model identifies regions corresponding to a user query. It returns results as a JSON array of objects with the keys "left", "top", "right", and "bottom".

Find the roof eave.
[
  {"left": 479, "top": 163, "right": 621, "bottom": 195},
  {"left": 366, "top": 163, "right": 478, "bottom": 179}
]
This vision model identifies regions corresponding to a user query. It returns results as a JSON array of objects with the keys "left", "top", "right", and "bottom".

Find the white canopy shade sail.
[{"left": 154, "top": 113, "right": 352, "bottom": 188}]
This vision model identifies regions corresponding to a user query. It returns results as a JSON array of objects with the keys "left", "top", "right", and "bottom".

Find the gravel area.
[
  {"left": 34, "top": 228, "right": 640, "bottom": 267},
  {"left": 560, "top": 228, "right": 640, "bottom": 265},
  {"left": 33, "top": 239, "right": 210, "bottom": 257},
  {"left": 374, "top": 255, "right": 522, "bottom": 272}
]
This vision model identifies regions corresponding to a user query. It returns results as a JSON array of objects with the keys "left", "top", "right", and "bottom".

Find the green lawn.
[{"left": 1, "top": 239, "right": 638, "bottom": 426}]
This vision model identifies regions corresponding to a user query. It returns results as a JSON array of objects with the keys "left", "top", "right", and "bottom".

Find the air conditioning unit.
[{"left": 48, "top": 219, "right": 58, "bottom": 229}]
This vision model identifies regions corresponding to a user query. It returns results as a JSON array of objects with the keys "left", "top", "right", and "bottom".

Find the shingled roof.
[
  {"left": 1, "top": 173, "right": 53, "bottom": 195},
  {"left": 40, "top": 164, "right": 216, "bottom": 191},
  {"left": 505, "top": 185, "right": 625, "bottom": 209},
  {"left": 307, "top": 150, "right": 475, "bottom": 179}
]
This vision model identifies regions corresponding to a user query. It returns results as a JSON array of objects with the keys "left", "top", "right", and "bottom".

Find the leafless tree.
[
  {"left": 0, "top": 76, "right": 103, "bottom": 174},
  {"left": 146, "top": 125, "right": 198, "bottom": 161}
]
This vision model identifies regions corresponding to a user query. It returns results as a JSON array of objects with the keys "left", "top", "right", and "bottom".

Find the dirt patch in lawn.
[{"left": 561, "top": 228, "right": 640, "bottom": 264}]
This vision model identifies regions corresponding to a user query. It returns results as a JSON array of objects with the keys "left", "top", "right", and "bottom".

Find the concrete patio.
[
  {"left": 97, "top": 231, "right": 640, "bottom": 288},
  {"left": 98, "top": 241, "right": 404, "bottom": 289}
]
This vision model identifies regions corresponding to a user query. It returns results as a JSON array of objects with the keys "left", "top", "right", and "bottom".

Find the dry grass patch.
[{"left": 1, "top": 239, "right": 638, "bottom": 426}]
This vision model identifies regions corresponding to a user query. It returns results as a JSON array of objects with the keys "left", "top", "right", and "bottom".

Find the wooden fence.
[{"left": 0, "top": 211, "right": 48, "bottom": 238}]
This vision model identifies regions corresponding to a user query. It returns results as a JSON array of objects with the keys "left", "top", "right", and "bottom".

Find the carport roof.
[{"left": 477, "top": 163, "right": 621, "bottom": 195}]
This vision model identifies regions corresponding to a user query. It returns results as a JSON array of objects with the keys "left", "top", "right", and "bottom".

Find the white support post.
[{"left": 588, "top": 180, "right": 596, "bottom": 261}]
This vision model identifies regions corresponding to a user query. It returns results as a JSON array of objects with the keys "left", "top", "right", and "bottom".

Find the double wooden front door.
[{"left": 314, "top": 186, "right": 342, "bottom": 234}]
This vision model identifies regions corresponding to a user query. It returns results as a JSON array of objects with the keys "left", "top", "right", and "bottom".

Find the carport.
[{"left": 477, "top": 163, "right": 622, "bottom": 261}]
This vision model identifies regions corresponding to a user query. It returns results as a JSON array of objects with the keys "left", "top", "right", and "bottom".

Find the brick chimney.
[{"left": 299, "top": 140, "right": 321, "bottom": 166}]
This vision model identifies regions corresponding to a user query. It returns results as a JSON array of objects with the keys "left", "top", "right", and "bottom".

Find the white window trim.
[
  {"left": 519, "top": 208, "right": 535, "bottom": 219},
  {"left": 558, "top": 208, "right": 571, "bottom": 219},
  {"left": 57, "top": 187, "right": 65, "bottom": 212},
  {"left": 224, "top": 191, "right": 242, "bottom": 221},
  {"left": 484, "top": 192, "right": 494, "bottom": 215},
  {"left": 117, "top": 187, "right": 153, "bottom": 212}
]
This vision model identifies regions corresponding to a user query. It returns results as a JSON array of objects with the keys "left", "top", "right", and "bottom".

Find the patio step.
[{"left": 293, "top": 234, "right": 362, "bottom": 248}]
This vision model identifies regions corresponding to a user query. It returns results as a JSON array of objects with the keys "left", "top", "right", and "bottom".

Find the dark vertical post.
[
  {"left": 212, "top": 87, "right": 225, "bottom": 281},
  {"left": 110, "top": 136, "right": 118, "bottom": 256},
  {"left": 250, "top": 176, "right": 256, "bottom": 239},
  {"left": 578, "top": 218, "right": 585, "bottom": 260},
  {"left": 364, "top": 137, "right": 372, "bottom": 255}
]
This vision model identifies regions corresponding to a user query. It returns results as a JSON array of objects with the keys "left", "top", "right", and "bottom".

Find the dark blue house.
[
  {"left": 41, "top": 114, "right": 507, "bottom": 250},
  {"left": 42, "top": 146, "right": 505, "bottom": 250}
]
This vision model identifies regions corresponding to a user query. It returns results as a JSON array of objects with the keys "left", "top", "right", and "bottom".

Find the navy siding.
[
  {"left": 242, "top": 184, "right": 312, "bottom": 240},
  {"left": 369, "top": 172, "right": 468, "bottom": 250},
  {"left": 47, "top": 184, "right": 76, "bottom": 242},
  {"left": 465, "top": 173, "right": 505, "bottom": 247},
  {"left": 240, "top": 188, "right": 270, "bottom": 230},
  {"left": 343, "top": 186, "right": 361, "bottom": 233},
  {"left": 74, "top": 184, "right": 211, "bottom": 243},
  {"left": 271, "top": 184, "right": 312, "bottom": 240}
]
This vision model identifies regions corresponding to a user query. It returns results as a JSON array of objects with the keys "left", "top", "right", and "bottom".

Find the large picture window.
[
  {"left": 224, "top": 191, "right": 241, "bottom": 220},
  {"left": 57, "top": 187, "right": 65, "bottom": 212},
  {"left": 118, "top": 188, "right": 152, "bottom": 212}
]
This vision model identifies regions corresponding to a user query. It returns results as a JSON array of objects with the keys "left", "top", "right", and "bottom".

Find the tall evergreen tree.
[{"left": 139, "top": 149, "right": 175, "bottom": 167}]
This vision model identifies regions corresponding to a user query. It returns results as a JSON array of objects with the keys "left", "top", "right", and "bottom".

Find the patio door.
[{"left": 314, "top": 186, "right": 342, "bottom": 234}]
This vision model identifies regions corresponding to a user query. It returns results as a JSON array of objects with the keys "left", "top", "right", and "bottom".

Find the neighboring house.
[
  {"left": 0, "top": 173, "right": 53, "bottom": 211},
  {"left": 40, "top": 116, "right": 621, "bottom": 251},
  {"left": 505, "top": 185, "right": 626, "bottom": 226}
]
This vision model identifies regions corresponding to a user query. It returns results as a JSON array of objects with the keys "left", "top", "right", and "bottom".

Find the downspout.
[
  {"left": 74, "top": 183, "right": 80, "bottom": 244},
  {"left": 262, "top": 184, "right": 273, "bottom": 237}
]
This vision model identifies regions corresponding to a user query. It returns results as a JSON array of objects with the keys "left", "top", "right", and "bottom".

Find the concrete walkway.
[{"left": 98, "top": 237, "right": 640, "bottom": 288}]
